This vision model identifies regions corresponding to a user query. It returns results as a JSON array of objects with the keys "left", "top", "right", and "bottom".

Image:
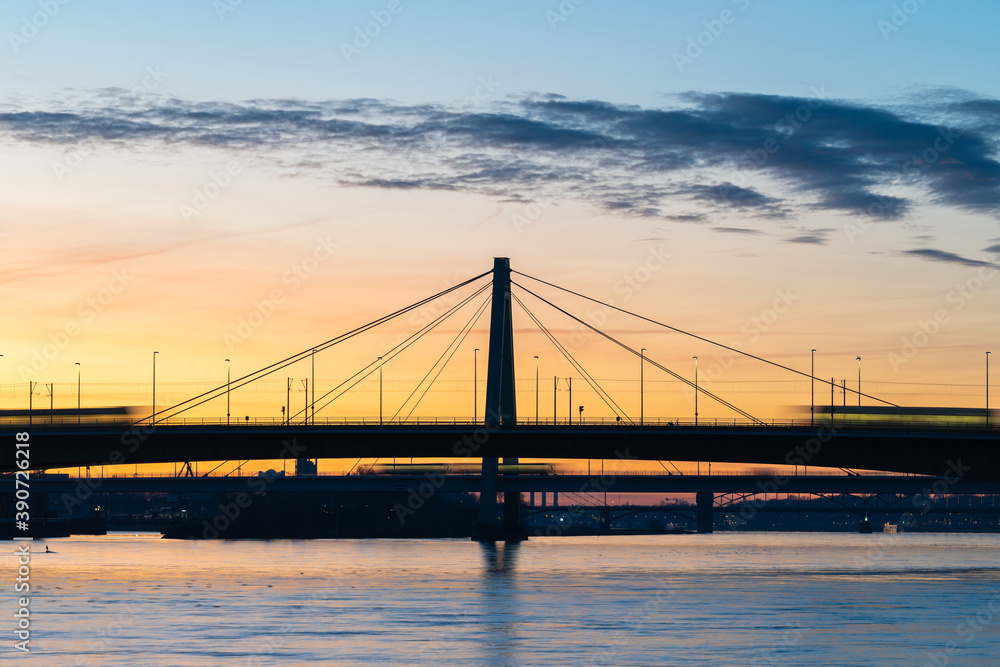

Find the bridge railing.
[
  {"left": 2, "top": 414, "right": 996, "bottom": 432},
  {"left": 24, "top": 467, "right": 931, "bottom": 480}
]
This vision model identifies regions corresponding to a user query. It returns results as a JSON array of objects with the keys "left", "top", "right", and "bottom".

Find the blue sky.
[{"left": 4, "top": 1, "right": 999, "bottom": 104}]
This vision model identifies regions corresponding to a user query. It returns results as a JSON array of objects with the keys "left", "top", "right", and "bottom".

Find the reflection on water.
[
  {"left": 479, "top": 541, "right": 520, "bottom": 666},
  {"left": 480, "top": 540, "right": 520, "bottom": 574},
  {"left": 11, "top": 532, "right": 1000, "bottom": 665}
]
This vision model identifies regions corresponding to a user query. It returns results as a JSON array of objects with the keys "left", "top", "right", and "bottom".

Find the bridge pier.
[
  {"left": 473, "top": 257, "right": 527, "bottom": 543},
  {"left": 696, "top": 491, "right": 714, "bottom": 533}
]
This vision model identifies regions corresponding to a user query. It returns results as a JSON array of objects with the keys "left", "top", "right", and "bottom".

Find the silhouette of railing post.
[{"left": 474, "top": 257, "right": 525, "bottom": 541}]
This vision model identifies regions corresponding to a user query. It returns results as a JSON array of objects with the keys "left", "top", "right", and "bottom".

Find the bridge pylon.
[{"left": 473, "top": 257, "right": 527, "bottom": 542}]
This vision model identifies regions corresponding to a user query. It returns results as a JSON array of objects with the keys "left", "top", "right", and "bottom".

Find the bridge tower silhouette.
[{"left": 473, "top": 257, "right": 527, "bottom": 541}]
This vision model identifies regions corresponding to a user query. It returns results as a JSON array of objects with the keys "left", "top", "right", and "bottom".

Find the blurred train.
[
  {"left": 805, "top": 405, "right": 997, "bottom": 429},
  {"left": 0, "top": 406, "right": 141, "bottom": 425},
  {"left": 368, "top": 462, "right": 561, "bottom": 475}
]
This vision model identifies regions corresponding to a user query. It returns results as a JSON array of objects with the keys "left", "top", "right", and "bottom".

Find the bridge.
[{"left": 3, "top": 258, "right": 998, "bottom": 540}]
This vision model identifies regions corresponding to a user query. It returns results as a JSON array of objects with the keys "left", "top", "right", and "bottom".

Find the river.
[{"left": 9, "top": 532, "right": 1000, "bottom": 665}]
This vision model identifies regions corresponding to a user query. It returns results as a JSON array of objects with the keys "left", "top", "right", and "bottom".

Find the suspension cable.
[
  {"left": 512, "top": 270, "right": 898, "bottom": 408},
  {"left": 512, "top": 292, "right": 633, "bottom": 423},
  {"left": 513, "top": 280, "right": 763, "bottom": 424},
  {"left": 395, "top": 293, "right": 491, "bottom": 422},
  {"left": 306, "top": 282, "right": 492, "bottom": 419},
  {"left": 143, "top": 269, "right": 492, "bottom": 423}
]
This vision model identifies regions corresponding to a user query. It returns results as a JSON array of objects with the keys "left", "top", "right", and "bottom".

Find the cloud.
[
  {"left": 785, "top": 234, "right": 827, "bottom": 245},
  {"left": 903, "top": 248, "right": 997, "bottom": 269},
  {"left": 713, "top": 227, "right": 762, "bottom": 235},
  {"left": 2, "top": 88, "right": 999, "bottom": 227}
]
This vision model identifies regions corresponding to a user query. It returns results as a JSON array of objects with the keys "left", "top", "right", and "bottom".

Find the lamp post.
[
  {"left": 534, "top": 355, "right": 539, "bottom": 425},
  {"left": 811, "top": 349, "right": 816, "bottom": 426},
  {"left": 988, "top": 351, "right": 992, "bottom": 430},
  {"left": 474, "top": 348, "right": 479, "bottom": 423},
  {"left": 640, "top": 348, "right": 646, "bottom": 426},
  {"left": 857, "top": 356, "right": 862, "bottom": 408},
  {"left": 693, "top": 356, "right": 698, "bottom": 426},
  {"left": 311, "top": 349, "right": 316, "bottom": 425},
  {"left": 75, "top": 362, "right": 81, "bottom": 424},
  {"left": 378, "top": 356, "right": 383, "bottom": 425},
  {"left": 152, "top": 351, "right": 158, "bottom": 426},
  {"left": 225, "top": 358, "right": 231, "bottom": 425}
]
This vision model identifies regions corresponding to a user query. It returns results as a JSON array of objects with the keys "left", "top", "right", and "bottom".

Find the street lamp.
[
  {"left": 811, "top": 349, "right": 816, "bottom": 426},
  {"left": 75, "top": 362, "right": 81, "bottom": 424},
  {"left": 693, "top": 356, "right": 698, "bottom": 426},
  {"left": 534, "top": 355, "right": 539, "bottom": 425},
  {"left": 152, "top": 351, "right": 158, "bottom": 426},
  {"left": 474, "top": 348, "right": 479, "bottom": 424},
  {"left": 857, "top": 356, "right": 862, "bottom": 408},
  {"left": 378, "top": 356, "right": 383, "bottom": 425},
  {"left": 988, "top": 351, "right": 992, "bottom": 430},
  {"left": 225, "top": 358, "right": 231, "bottom": 425},
  {"left": 640, "top": 348, "right": 646, "bottom": 425}
]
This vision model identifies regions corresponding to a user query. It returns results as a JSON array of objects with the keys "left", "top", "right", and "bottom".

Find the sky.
[{"left": 1, "top": 1, "right": 999, "bottom": 474}]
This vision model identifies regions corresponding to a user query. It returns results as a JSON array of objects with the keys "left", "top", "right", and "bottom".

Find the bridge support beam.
[
  {"left": 696, "top": 491, "right": 714, "bottom": 533},
  {"left": 474, "top": 257, "right": 526, "bottom": 542}
]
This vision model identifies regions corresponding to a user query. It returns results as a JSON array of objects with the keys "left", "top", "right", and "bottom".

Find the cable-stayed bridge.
[{"left": 3, "top": 258, "right": 998, "bottom": 539}]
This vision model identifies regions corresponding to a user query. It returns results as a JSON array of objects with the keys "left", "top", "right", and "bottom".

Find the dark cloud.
[
  {"left": 904, "top": 248, "right": 997, "bottom": 268},
  {"left": 713, "top": 227, "right": 762, "bottom": 235},
  {"left": 2, "top": 89, "right": 999, "bottom": 225},
  {"left": 785, "top": 235, "right": 827, "bottom": 245},
  {"left": 985, "top": 244, "right": 1000, "bottom": 254}
]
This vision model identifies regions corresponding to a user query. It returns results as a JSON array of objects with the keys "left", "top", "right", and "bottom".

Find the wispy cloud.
[
  {"left": 903, "top": 248, "right": 998, "bottom": 268},
  {"left": 2, "top": 89, "right": 999, "bottom": 227},
  {"left": 714, "top": 227, "right": 762, "bottom": 235}
]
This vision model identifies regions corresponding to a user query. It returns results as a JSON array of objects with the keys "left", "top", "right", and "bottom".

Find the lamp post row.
[{"left": 0, "top": 347, "right": 992, "bottom": 427}]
